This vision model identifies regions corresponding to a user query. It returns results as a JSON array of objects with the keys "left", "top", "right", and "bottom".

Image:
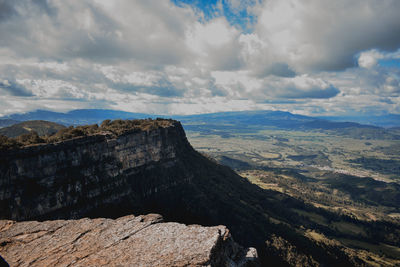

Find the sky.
[{"left": 0, "top": 0, "right": 400, "bottom": 116}]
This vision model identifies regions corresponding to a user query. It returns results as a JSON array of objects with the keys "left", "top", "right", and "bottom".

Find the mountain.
[
  {"left": 176, "top": 110, "right": 380, "bottom": 130},
  {"left": 3, "top": 109, "right": 399, "bottom": 141},
  {"left": 0, "top": 119, "right": 19, "bottom": 128},
  {"left": 1, "top": 109, "right": 152, "bottom": 126},
  {"left": 0, "top": 120, "right": 66, "bottom": 138},
  {"left": 174, "top": 110, "right": 400, "bottom": 140},
  {"left": 2, "top": 109, "right": 400, "bottom": 142},
  {"left": 1, "top": 119, "right": 399, "bottom": 266},
  {"left": 0, "top": 108, "right": 390, "bottom": 128},
  {"left": 318, "top": 114, "right": 400, "bottom": 128},
  {"left": 176, "top": 110, "right": 313, "bottom": 129}
]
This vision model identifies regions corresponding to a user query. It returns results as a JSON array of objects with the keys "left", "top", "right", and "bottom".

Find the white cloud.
[
  {"left": 0, "top": 0, "right": 399, "bottom": 116},
  {"left": 0, "top": 0, "right": 196, "bottom": 66},
  {"left": 251, "top": 0, "right": 400, "bottom": 73},
  {"left": 358, "top": 48, "right": 400, "bottom": 69},
  {"left": 17, "top": 79, "right": 86, "bottom": 99},
  {"left": 185, "top": 17, "right": 243, "bottom": 70},
  {"left": 212, "top": 71, "right": 339, "bottom": 99},
  {"left": 358, "top": 50, "right": 384, "bottom": 69},
  {"left": 382, "top": 76, "right": 400, "bottom": 95}
]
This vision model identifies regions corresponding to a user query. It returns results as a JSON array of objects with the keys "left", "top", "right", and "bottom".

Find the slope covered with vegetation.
[
  {"left": 0, "top": 119, "right": 173, "bottom": 151},
  {"left": 0, "top": 120, "right": 65, "bottom": 138}
]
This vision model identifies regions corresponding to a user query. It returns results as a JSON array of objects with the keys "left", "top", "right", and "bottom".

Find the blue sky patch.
[
  {"left": 379, "top": 59, "right": 400, "bottom": 68},
  {"left": 172, "top": 0, "right": 258, "bottom": 31}
]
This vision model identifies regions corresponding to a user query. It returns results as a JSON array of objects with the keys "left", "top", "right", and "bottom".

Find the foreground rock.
[{"left": 0, "top": 214, "right": 258, "bottom": 267}]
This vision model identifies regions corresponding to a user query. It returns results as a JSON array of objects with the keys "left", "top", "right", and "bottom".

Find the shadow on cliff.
[
  {"left": 1, "top": 121, "right": 399, "bottom": 266},
  {"left": 80, "top": 148, "right": 359, "bottom": 266}
]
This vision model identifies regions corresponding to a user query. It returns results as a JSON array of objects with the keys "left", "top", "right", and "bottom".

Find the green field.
[
  {"left": 186, "top": 126, "right": 400, "bottom": 265},
  {"left": 187, "top": 127, "right": 400, "bottom": 183}
]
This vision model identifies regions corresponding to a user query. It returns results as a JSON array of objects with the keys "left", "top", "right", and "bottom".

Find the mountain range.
[{"left": 1, "top": 109, "right": 399, "bottom": 129}]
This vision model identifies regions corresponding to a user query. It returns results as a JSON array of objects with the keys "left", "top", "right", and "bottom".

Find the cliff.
[
  {"left": 0, "top": 213, "right": 258, "bottom": 266},
  {"left": 0, "top": 120, "right": 275, "bottom": 249},
  {"left": 0, "top": 120, "right": 192, "bottom": 220},
  {"left": 0, "top": 119, "right": 380, "bottom": 266}
]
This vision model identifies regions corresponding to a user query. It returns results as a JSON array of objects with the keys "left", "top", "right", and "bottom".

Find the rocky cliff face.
[
  {"left": 0, "top": 121, "right": 192, "bottom": 220},
  {"left": 0, "top": 121, "right": 273, "bottom": 253},
  {"left": 0, "top": 119, "right": 369, "bottom": 266},
  {"left": 0, "top": 214, "right": 258, "bottom": 266}
]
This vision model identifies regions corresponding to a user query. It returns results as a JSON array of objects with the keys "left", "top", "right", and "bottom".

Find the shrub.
[
  {"left": 16, "top": 131, "right": 45, "bottom": 146},
  {"left": 0, "top": 119, "right": 174, "bottom": 150},
  {"left": 99, "top": 118, "right": 173, "bottom": 135},
  {"left": 0, "top": 135, "right": 19, "bottom": 150},
  {"left": 100, "top": 119, "right": 111, "bottom": 128}
]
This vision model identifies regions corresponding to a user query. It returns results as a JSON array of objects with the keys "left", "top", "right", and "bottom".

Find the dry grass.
[{"left": 0, "top": 118, "right": 175, "bottom": 150}]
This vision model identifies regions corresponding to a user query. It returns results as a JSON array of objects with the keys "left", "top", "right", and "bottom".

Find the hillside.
[
  {"left": 0, "top": 119, "right": 19, "bottom": 128},
  {"left": 0, "top": 120, "right": 65, "bottom": 138},
  {"left": 1, "top": 119, "right": 399, "bottom": 266}
]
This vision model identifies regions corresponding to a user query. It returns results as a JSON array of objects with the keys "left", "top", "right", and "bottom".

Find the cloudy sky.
[{"left": 0, "top": 0, "right": 400, "bottom": 116}]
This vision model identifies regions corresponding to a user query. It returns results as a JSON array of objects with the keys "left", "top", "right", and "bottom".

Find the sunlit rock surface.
[{"left": 0, "top": 214, "right": 258, "bottom": 267}]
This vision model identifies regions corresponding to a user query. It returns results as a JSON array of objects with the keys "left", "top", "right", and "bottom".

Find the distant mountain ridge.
[
  {"left": 1, "top": 109, "right": 399, "bottom": 133},
  {"left": 1, "top": 109, "right": 151, "bottom": 126},
  {"left": 0, "top": 119, "right": 19, "bottom": 128},
  {"left": 175, "top": 110, "right": 380, "bottom": 129},
  {"left": 317, "top": 114, "right": 400, "bottom": 128}
]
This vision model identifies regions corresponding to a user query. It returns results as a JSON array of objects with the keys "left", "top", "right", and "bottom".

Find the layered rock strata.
[
  {"left": 0, "top": 214, "right": 258, "bottom": 267},
  {"left": 0, "top": 121, "right": 192, "bottom": 220},
  {"left": 0, "top": 120, "right": 273, "bottom": 263}
]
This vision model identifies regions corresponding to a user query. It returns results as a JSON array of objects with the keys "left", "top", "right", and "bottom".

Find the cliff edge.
[
  {"left": 0, "top": 214, "right": 258, "bottom": 266},
  {"left": 0, "top": 119, "right": 191, "bottom": 220}
]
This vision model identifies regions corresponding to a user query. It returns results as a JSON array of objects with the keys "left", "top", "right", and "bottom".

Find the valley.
[
  {"left": 185, "top": 122, "right": 400, "bottom": 266},
  {"left": 187, "top": 126, "right": 400, "bottom": 183}
]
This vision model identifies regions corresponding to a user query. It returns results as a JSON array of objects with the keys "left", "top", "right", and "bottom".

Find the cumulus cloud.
[
  {"left": 0, "top": 79, "right": 33, "bottom": 96},
  {"left": 186, "top": 17, "right": 243, "bottom": 70},
  {"left": 0, "top": 0, "right": 195, "bottom": 66},
  {"left": 358, "top": 50, "right": 384, "bottom": 69},
  {"left": 381, "top": 76, "right": 400, "bottom": 95},
  {"left": 264, "top": 76, "right": 340, "bottom": 99},
  {"left": 250, "top": 0, "right": 400, "bottom": 73},
  {"left": 212, "top": 71, "right": 339, "bottom": 100},
  {"left": 0, "top": 0, "right": 399, "bottom": 116}
]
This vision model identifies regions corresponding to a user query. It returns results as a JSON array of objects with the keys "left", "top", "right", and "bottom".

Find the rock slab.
[{"left": 0, "top": 214, "right": 258, "bottom": 266}]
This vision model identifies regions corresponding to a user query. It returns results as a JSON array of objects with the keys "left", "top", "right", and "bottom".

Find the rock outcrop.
[
  {"left": 0, "top": 214, "right": 258, "bottom": 266},
  {"left": 0, "top": 121, "right": 191, "bottom": 221}
]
